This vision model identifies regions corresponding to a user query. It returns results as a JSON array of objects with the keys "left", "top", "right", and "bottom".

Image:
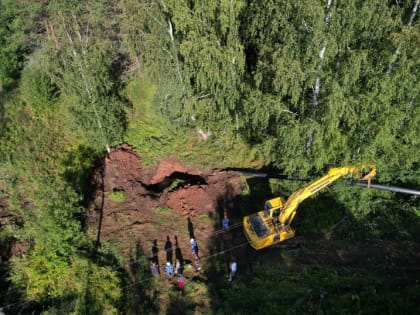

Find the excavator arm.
[{"left": 278, "top": 164, "right": 376, "bottom": 228}]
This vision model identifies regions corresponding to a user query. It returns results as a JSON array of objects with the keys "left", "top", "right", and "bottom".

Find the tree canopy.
[{"left": 0, "top": 0, "right": 418, "bottom": 313}]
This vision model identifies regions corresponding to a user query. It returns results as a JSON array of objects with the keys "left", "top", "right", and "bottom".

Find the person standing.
[
  {"left": 222, "top": 214, "right": 229, "bottom": 231},
  {"left": 177, "top": 274, "right": 186, "bottom": 290},
  {"left": 150, "top": 261, "right": 160, "bottom": 277},
  {"left": 228, "top": 259, "right": 237, "bottom": 282},
  {"left": 190, "top": 238, "right": 199, "bottom": 257},
  {"left": 165, "top": 261, "right": 174, "bottom": 279}
]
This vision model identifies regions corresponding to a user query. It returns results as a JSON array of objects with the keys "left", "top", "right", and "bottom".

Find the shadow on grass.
[{"left": 203, "top": 179, "right": 420, "bottom": 314}]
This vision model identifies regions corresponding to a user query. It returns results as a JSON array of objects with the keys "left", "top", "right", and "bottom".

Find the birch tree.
[{"left": 42, "top": 1, "right": 126, "bottom": 152}]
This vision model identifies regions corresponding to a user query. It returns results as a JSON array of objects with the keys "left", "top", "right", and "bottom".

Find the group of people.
[
  {"left": 150, "top": 259, "right": 185, "bottom": 290},
  {"left": 150, "top": 256, "right": 237, "bottom": 284},
  {"left": 150, "top": 233, "right": 203, "bottom": 290},
  {"left": 149, "top": 214, "right": 237, "bottom": 290}
]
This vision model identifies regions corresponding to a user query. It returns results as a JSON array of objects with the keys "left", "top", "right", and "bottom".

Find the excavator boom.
[{"left": 243, "top": 164, "right": 376, "bottom": 250}]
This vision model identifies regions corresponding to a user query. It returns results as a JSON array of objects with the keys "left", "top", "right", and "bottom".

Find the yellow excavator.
[{"left": 243, "top": 164, "right": 376, "bottom": 250}]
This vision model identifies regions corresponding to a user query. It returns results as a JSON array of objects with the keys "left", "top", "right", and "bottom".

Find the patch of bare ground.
[{"left": 88, "top": 144, "right": 244, "bottom": 267}]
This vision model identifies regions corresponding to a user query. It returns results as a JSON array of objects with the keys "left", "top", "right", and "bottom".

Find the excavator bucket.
[{"left": 360, "top": 164, "right": 376, "bottom": 181}]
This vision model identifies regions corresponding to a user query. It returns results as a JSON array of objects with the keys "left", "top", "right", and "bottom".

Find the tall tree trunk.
[
  {"left": 408, "top": 0, "right": 419, "bottom": 26},
  {"left": 313, "top": 0, "right": 334, "bottom": 106},
  {"left": 388, "top": 0, "right": 419, "bottom": 72},
  {"left": 168, "top": 18, "right": 185, "bottom": 95}
]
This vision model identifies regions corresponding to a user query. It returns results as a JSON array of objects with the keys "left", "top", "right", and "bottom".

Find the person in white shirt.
[{"left": 228, "top": 260, "right": 237, "bottom": 281}]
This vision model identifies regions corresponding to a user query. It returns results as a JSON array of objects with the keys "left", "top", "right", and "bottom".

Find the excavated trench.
[{"left": 142, "top": 172, "right": 208, "bottom": 194}]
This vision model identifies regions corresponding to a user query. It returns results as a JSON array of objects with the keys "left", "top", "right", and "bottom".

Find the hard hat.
[
  {"left": 190, "top": 238, "right": 194, "bottom": 244},
  {"left": 166, "top": 262, "right": 170, "bottom": 266}
]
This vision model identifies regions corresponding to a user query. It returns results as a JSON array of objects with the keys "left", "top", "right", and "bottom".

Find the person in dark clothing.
[
  {"left": 152, "top": 239, "right": 160, "bottom": 273},
  {"left": 222, "top": 214, "right": 229, "bottom": 231}
]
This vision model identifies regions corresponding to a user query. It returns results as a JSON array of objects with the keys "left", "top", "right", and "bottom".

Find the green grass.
[
  {"left": 197, "top": 214, "right": 212, "bottom": 224},
  {"left": 151, "top": 207, "right": 177, "bottom": 231},
  {"left": 108, "top": 190, "right": 127, "bottom": 203},
  {"left": 154, "top": 206, "right": 172, "bottom": 215},
  {"left": 165, "top": 179, "right": 183, "bottom": 192}
]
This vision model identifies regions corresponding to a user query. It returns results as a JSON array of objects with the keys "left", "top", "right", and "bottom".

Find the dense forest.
[{"left": 0, "top": 0, "right": 419, "bottom": 314}]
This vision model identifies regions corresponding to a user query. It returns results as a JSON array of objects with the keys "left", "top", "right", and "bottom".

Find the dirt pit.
[{"left": 88, "top": 144, "right": 244, "bottom": 266}]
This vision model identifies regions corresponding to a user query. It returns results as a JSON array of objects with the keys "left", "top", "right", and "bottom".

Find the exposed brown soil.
[
  {"left": 0, "top": 196, "right": 29, "bottom": 259},
  {"left": 88, "top": 144, "right": 244, "bottom": 265}
]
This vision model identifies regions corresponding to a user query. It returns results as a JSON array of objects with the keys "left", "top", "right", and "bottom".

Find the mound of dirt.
[{"left": 88, "top": 144, "right": 244, "bottom": 262}]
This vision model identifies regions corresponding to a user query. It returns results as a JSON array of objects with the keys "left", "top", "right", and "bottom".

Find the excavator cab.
[
  {"left": 264, "top": 198, "right": 283, "bottom": 218},
  {"left": 244, "top": 196, "right": 291, "bottom": 249}
]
